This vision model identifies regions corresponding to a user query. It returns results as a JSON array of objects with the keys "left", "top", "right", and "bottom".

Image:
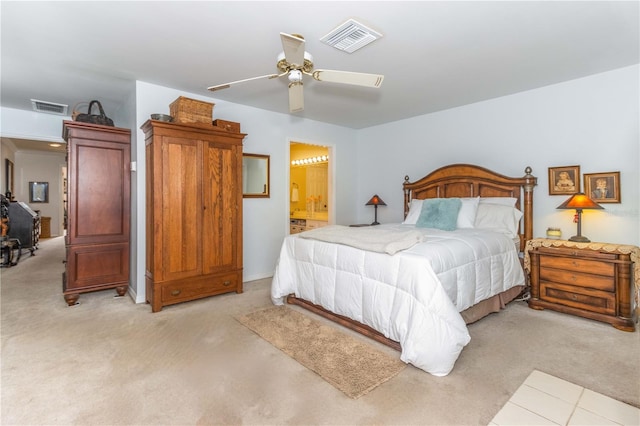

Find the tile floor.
[{"left": 490, "top": 370, "right": 640, "bottom": 426}]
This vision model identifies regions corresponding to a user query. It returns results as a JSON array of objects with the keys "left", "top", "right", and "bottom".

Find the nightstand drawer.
[
  {"left": 540, "top": 281, "right": 615, "bottom": 316},
  {"left": 537, "top": 246, "right": 619, "bottom": 260},
  {"left": 539, "top": 256, "right": 614, "bottom": 276},
  {"left": 539, "top": 267, "right": 615, "bottom": 292}
]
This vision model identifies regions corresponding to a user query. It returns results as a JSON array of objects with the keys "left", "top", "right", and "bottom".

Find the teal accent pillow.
[{"left": 415, "top": 198, "right": 462, "bottom": 231}]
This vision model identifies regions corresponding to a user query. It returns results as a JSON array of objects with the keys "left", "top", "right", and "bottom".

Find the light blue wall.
[
  {"left": 356, "top": 65, "right": 639, "bottom": 246},
  {"left": 2, "top": 65, "right": 638, "bottom": 305}
]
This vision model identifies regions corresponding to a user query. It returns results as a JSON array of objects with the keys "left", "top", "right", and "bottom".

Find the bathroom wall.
[{"left": 289, "top": 142, "right": 329, "bottom": 213}]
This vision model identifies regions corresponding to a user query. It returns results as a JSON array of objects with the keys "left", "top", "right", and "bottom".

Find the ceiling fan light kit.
[
  {"left": 288, "top": 69, "right": 303, "bottom": 83},
  {"left": 207, "top": 31, "right": 384, "bottom": 113}
]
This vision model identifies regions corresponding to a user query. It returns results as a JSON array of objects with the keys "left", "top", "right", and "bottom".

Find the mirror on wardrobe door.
[{"left": 242, "top": 153, "right": 270, "bottom": 198}]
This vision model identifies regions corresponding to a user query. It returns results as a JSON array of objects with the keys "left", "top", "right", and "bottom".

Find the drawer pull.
[
  {"left": 223, "top": 280, "right": 232, "bottom": 287},
  {"left": 571, "top": 275, "right": 577, "bottom": 281},
  {"left": 572, "top": 294, "right": 578, "bottom": 300},
  {"left": 171, "top": 289, "right": 181, "bottom": 296},
  {"left": 572, "top": 261, "right": 578, "bottom": 267}
]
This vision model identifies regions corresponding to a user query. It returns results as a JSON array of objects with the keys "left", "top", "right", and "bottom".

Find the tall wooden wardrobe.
[
  {"left": 142, "top": 120, "right": 244, "bottom": 312},
  {"left": 62, "top": 121, "right": 131, "bottom": 306}
]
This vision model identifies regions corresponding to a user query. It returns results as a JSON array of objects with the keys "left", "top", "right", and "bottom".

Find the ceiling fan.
[{"left": 207, "top": 32, "right": 384, "bottom": 113}]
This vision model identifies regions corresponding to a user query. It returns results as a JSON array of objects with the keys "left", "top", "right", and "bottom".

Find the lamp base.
[
  {"left": 568, "top": 235, "right": 591, "bottom": 242},
  {"left": 370, "top": 221, "right": 380, "bottom": 226}
]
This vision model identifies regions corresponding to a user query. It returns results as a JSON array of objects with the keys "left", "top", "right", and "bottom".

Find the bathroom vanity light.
[{"left": 291, "top": 155, "right": 328, "bottom": 166}]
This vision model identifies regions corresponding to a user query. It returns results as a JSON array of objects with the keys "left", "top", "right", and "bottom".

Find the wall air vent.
[
  {"left": 31, "top": 99, "right": 68, "bottom": 115},
  {"left": 320, "top": 19, "right": 382, "bottom": 53}
]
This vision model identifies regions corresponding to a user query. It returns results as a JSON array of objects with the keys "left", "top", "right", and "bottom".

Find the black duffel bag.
[{"left": 74, "top": 100, "right": 114, "bottom": 126}]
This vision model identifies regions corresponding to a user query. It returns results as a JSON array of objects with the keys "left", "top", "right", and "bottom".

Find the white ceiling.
[{"left": 1, "top": 1, "right": 638, "bottom": 151}]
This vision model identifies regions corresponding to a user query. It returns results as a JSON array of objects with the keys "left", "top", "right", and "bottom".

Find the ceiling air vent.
[
  {"left": 320, "top": 19, "right": 382, "bottom": 53},
  {"left": 31, "top": 99, "right": 68, "bottom": 115}
]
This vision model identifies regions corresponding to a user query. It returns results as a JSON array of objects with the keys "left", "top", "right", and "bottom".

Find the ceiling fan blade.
[
  {"left": 288, "top": 82, "right": 304, "bottom": 113},
  {"left": 280, "top": 32, "right": 305, "bottom": 67},
  {"left": 207, "top": 73, "right": 280, "bottom": 92},
  {"left": 312, "top": 70, "right": 384, "bottom": 88}
]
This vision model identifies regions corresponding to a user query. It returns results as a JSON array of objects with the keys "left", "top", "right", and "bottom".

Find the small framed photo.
[
  {"left": 29, "top": 181, "right": 49, "bottom": 203},
  {"left": 548, "top": 165, "right": 580, "bottom": 195},
  {"left": 584, "top": 171, "right": 620, "bottom": 203}
]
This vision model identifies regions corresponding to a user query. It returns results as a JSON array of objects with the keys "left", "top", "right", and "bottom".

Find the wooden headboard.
[{"left": 402, "top": 164, "right": 537, "bottom": 251}]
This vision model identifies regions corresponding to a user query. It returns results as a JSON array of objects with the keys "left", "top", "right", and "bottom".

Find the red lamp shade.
[{"left": 557, "top": 192, "right": 603, "bottom": 242}]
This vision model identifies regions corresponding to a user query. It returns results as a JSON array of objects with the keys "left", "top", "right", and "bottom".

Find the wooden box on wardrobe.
[
  {"left": 62, "top": 121, "right": 131, "bottom": 306},
  {"left": 142, "top": 120, "right": 244, "bottom": 312}
]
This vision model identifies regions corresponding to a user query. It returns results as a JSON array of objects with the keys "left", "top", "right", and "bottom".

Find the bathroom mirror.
[{"left": 242, "top": 153, "right": 270, "bottom": 198}]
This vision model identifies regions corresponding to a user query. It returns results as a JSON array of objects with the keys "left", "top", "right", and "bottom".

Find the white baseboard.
[{"left": 243, "top": 272, "right": 273, "bottom": 283}]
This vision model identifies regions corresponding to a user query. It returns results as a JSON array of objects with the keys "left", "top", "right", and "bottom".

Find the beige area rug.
[{"left": 237, "top": 306, "right": 406, "bottom": 399}]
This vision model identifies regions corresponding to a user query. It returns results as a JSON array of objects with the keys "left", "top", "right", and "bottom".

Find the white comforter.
[{"left": 271, "top": 224, "right": 525, "bottom": 376}]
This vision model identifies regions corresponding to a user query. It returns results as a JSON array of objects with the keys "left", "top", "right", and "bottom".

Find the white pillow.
[
  {"left": 478, "top": 197, "right": 518, "bottom": 207},
  {"left": 404, "top": 197, "right": 480, "bottom": 228},
  {"left": 474, "top": 203, "right": 523, "bottom": 237},
  {"left": 402, "top": 199, "right": 423, "bottom": 225},
  {"left": 456, "top": 197, "right": 480, "bottom": 228}
]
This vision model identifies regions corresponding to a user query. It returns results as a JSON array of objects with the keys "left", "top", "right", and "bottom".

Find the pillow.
[
  {"left": 405, "top": 197, "right": 479, "bottom": 228},
  {"left": 474, "top": 203, "right": 523, "bottom": 237},
  {"left": 478, "top": 197, "right": 518, "bottom": 207},
  {"left": 402, "top": 199, "right": 423, "bottom": 225},
  {"left": 416, "top": 198, "right": 462, "bottom": 231},
  {"left": 456, "top": 197, "right": 480, "bottom": 228}
]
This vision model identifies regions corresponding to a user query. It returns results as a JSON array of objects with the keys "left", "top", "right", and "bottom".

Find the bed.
[{"left": 271, "top": 164, "right": 537, "bottom": 376}]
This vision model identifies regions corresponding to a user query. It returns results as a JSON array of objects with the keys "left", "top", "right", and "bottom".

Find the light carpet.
[
  {"left": 3, "top": 237, "right": 638, "bottom": 425},
  {"left": 237, "top": 305, "right": 406, "bottom": 399}
]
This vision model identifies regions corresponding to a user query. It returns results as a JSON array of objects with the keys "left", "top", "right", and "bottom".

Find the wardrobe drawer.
[{"left": 162, "top": 273, "right": 239, "bottom": 302}]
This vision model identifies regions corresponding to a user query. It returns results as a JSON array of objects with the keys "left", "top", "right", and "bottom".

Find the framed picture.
[
  {"left": 5, "top": 159, "right": 14, "bottom": 196},
  {"left": 548, "top": 165, "right": 580, "bottom": 195},
  {"left": 29, "top": 181, "right": 49, "bottom": 203},
  {"left": 584, "top": 171, "right": 620, "bottom": 203}
]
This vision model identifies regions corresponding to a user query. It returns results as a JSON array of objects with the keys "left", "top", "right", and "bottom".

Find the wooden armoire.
[
  {"left": 142, "top": 120, "right": 244, "bottom": 312},
  {"left": 62, "top": 121, "right": 131, "bottom": 306}
]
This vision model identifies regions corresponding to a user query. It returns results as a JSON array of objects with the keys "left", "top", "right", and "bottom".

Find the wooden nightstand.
[{"left": 524, "top": 239, "right": 638, "bottom": 332}]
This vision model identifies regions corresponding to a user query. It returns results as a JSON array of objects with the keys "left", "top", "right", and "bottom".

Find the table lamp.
[
  {"left": 556, "top": 192, "right": 603, "bottom": 242},
  {"left": 366, "top": 194, "right": 386, "bottom": 225}
]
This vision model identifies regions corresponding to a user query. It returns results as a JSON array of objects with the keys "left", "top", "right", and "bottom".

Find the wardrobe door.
[
  {"left": 159, "top": 136, "right": 203, "bottom": 281},
  {"left": 201, "top": 140, "right": 238, "bottom": 275},
  {"left": 67, "top": 137, "right": 130, "bottom": 246}
]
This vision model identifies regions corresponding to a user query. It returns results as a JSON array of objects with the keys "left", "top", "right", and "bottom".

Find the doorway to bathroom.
[{"left": 289, "top": 141, "right": 331, "bottom": 234}]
